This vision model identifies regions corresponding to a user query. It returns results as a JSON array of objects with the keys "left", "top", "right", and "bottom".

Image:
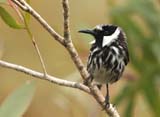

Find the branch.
[
  {"left": 61, "top": 1, "right": 119, "bottom": 116},
  {"left": 9, "top": 0, "right": 120, "bottom": 116},
  {"left": 0, "top": 60, "right": 90, "bottom": 94}
]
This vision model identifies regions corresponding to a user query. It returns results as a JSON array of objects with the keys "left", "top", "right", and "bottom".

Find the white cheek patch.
[
  {"left": 102, "top": 28, "right": 120, "bottom": 47},
  {"left": 95, "top": 25, "right": 102, "bottom": 30}
]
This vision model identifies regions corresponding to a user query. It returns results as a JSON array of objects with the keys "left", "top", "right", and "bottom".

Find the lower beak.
[{"left": 78, "top": 29, "right": 94, "bottom": 35}]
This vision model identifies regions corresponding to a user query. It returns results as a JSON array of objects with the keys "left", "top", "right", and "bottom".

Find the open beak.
[{"left": 78, "top": 29, "right": 95, "bottom": 35}]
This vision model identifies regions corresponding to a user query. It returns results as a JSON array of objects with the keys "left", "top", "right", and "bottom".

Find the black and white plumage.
[{"left": 79, "top": 24, "right": 129, "bottom": 107}]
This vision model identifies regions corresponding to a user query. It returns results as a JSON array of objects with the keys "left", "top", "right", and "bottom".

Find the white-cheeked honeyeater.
[{"left": 79, "top": 24, "right": 129, "bottom": 107}]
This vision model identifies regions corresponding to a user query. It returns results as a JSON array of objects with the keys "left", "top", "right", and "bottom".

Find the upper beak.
[{"left": 78, "top": 29, "right": 95, "bottom": 35}]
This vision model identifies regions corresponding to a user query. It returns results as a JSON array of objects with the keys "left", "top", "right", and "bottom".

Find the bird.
[{"left": 79, "top": 24, "right": 129, "bottom": 108}]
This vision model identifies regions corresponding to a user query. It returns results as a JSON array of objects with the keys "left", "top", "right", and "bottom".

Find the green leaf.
[
  {"left": 0, "top": 81, "right": 36, "bottom": 117},
  {"left": 0, "top": 6, "right": 24, "bottom": 29},
  {"left": 0, "top": 0, "right": 6, "bottom": 4}
]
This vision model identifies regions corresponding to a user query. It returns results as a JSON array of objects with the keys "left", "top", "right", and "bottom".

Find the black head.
[{"left": 79, "top": 24, "right": 119, "bottom": 47}]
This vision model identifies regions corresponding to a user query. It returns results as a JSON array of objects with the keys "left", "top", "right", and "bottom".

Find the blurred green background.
[{"left": 0, "top": 0, "right": 160, "bottom": 117}]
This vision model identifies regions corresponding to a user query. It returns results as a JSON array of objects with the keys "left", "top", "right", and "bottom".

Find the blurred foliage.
[
  {"left": 108, "top": 0, "right": 160, "bottom": 116},
  {"left": 0, "top": 81, "right": 35, "bottom": 117}
]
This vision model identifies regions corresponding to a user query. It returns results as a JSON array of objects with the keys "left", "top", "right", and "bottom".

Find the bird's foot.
[{"left": 102, "top": 95, "right": 110, "bottom": 110}]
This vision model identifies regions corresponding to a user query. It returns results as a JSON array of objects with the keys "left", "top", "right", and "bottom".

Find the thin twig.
[
  {"left": 0, "top": 60, "right": 90, "bottom": 94},
  {"left": 62, "top": 0, "right": 70, "bottom": 42},
  {"left": 23, "top": 14, "right": 47, "bottom": 77},
  {"left": 9, "top": 2, "right": 47, "bottom": 77},
  {"left": 30, "top": 36, "right": 47, "bottom": 76}
]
